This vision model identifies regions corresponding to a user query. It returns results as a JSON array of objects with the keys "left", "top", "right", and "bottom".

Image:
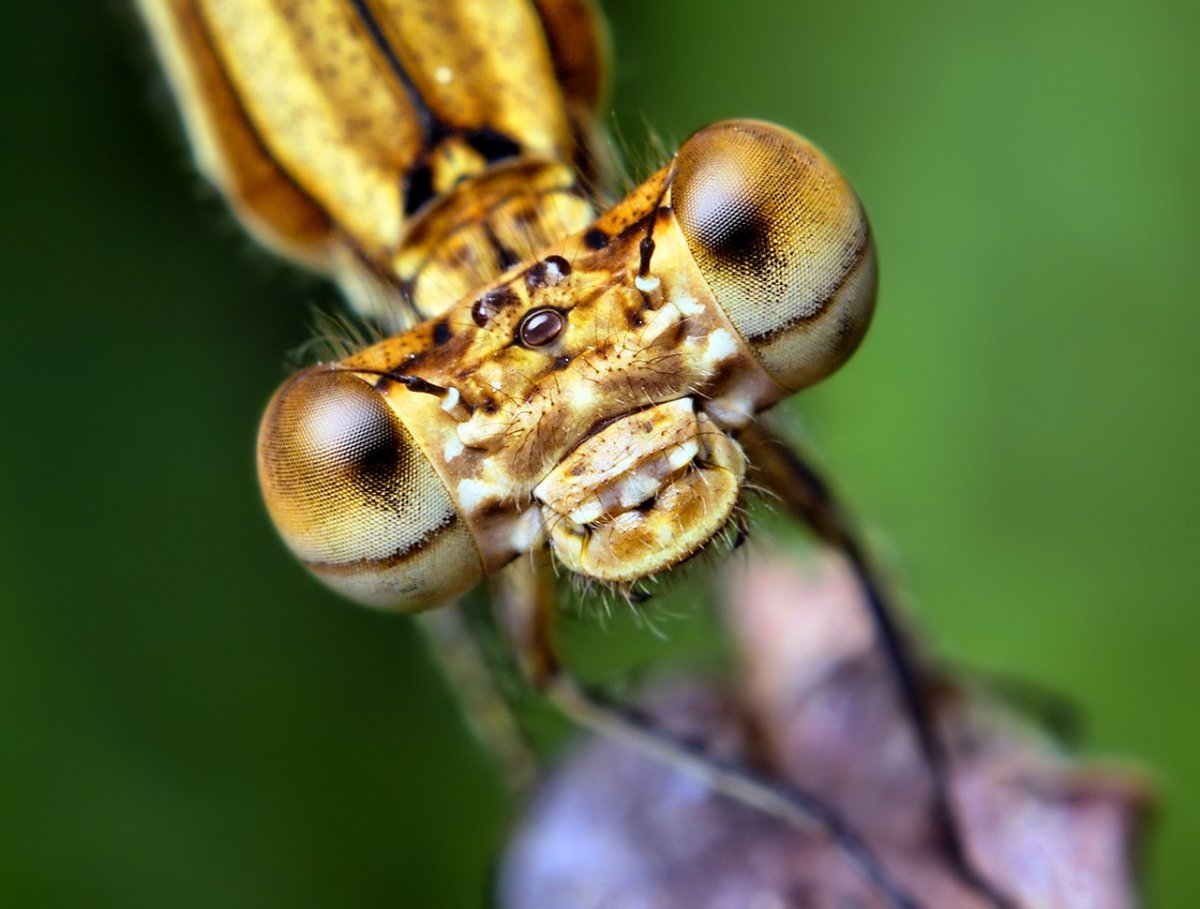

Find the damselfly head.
[{"left": 254, "top": 119, "right": 878, "bottom": 612}]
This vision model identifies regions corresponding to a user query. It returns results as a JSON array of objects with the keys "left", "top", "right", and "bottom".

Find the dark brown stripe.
[
  {"left": 746, "top": 227, "right": 873, "bottom": 344},
  {"left": 304, "top": 511, "right": 460, "bottom": 575},
  {"left": 191, "top": 7, "right": 331, "bottom": 227},
  {"left": 483, "top": 222, "right": 522, "bottom": 270},
  {"left": 193, "top": 7, "right": 411, "bottom": 321},
  {"left": 401, "top": 181, "right": 584, "bottom": 276},
  {"left": 348, "top": 0, "right": 447, "bottom": 148}
]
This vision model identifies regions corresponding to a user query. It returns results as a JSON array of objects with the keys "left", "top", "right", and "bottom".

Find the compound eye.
[
  {"left": 256, "top": 368, "right": 481, "bottom": 610},
  {"left": 672, "top": 119, "right": 877, "bottom": 391}
]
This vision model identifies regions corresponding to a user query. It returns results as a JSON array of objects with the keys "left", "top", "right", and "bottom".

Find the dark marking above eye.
[
  {"left": 525, "top": 254, "right": 571, "bottom": 289},
  {"left": 518, "top": 308, "right": 565, "bottom": 347},
  {"left": 395, "top": 374, "right": 445, "bottom": 397},
  {"left": 432, "top": 320, "right": 451, "bottom": 345},
  {"left": 583, "top": 227, "right": 609, "bottom": 250},
  {"left": 470, "top": 299, "right": 490, "bottom": 327},
  {"left": 471, "top": 285, "right": 519, "bottom": 327}
]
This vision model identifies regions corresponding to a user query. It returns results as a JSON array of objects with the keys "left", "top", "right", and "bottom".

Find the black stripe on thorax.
[
  {"left": 347, "top": 0, "right": 450, "bottom": 148},
  {"left": 347, "top": 0, "right": 526, "bottom": 217}
]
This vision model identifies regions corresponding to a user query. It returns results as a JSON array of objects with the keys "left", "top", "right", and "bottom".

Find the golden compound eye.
[
  {"left": 256, "top": 368, "right": 482, "bottom": 610},
  {"left": 671, "top": 119, "right": 878, "bottom": 392},
  {"left": 518, "top": 308, "right": 565, "bottom": 347}
]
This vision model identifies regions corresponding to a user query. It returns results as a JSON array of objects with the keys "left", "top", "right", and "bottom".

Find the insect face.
[{"left": 257, "top": 120, "right": 875, "bottom": 610}]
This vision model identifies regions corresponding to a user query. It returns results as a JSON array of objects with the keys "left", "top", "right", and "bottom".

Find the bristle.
[
  {"left": 607, "top": 114, "right": 677, "bottom": 198},
  {"left": 290, "top": 305, "right": 384, "bottom": 366},
  {"left": 550, "top": 488, "right": 756, "bottom": 635},
  {"left": 336, "top": 260, "right": 418, "bottom": 335},
  {"left": 571, "top": 120, "right": 624, "bottom": 210}
]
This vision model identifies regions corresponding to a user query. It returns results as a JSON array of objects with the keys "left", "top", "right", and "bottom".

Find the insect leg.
[
  {"left": 739, "top": 420, "right": 1015, "bottom": 909},
  {"left": 417, "top": 603, "right": 541, "bottom": 796},
  {"left": 492, "top": 555, "right": 920, "bottom": 909}
]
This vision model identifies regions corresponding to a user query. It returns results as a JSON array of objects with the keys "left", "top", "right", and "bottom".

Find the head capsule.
[
  {"left": 256, "top": 366, "right": 482, "bottom": 610},
  {"left": 669, "top": 119, "right": 877, "bottom": 392}
]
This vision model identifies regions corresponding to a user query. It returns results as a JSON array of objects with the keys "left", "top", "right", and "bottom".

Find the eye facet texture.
[
  {"left": 257, "top": 368, "right": 481, "bottom": 610},
  {"left": 673, "top": 120, "right": 877, "bottom": 392}
]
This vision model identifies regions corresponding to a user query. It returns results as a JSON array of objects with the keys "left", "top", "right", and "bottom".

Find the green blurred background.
[{"left": 2, "top": 0, "right": 1196, "bottom": 905}]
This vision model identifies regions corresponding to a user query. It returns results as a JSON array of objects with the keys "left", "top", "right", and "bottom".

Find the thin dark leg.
[
  {"left": 739, "top": 421, "right": 1015, "bottom": 909},
  {"left": 417, "top": 602, "right": 540, "bottom": 796},
  {"left": 492, "top": 557, "right": 921, "bottom": 909},
  {"left": 548, "top": 677, "right": 920, "bottom": 909}
]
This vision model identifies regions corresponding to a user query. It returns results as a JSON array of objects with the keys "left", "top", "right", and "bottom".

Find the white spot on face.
[
  {"left": 569, "top": 382, "right": 597, "bottom": 408},
  {"left": 507, "top": 508, "right": 545, "bottom": 552},
  {"left": 703, "top": 392, "right": 756, "bottom": 430},
  {"left": 443, "top": 434, "right": 465, "bottom": 461},
  {"left": 704, "top": 329, "right": 739, "bottom": 365},
  {"left": 634, "top": 274, "right": 660, "bottom": 293},
  {"left": 434, "top": 66, "right": 453, "bottom": 84},
  {"left": 440, "top": 386, "right": 460, "bottom": 412},
  {"left": 672, "top": 293, "right": 705, "bottom": 316},
  {"left": 456, "top": 477, "right": 499, "bottom": 513}
]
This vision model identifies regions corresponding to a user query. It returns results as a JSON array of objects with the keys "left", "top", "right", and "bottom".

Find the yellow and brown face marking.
[
  {"left": 255, "top": 119, "right": 875, "bottom": 610},
  {"left": 250, "top": 117, "right": 873, "bottom": 609},
  {"left": 534, "top": 399, "right": 746, "bottom": 582}
]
